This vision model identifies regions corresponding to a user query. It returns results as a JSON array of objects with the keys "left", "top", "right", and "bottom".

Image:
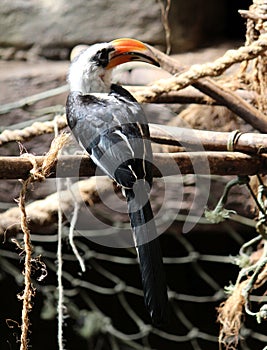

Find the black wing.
[{"left": 66, "top": 86, "right": 153, "bottom": 189}]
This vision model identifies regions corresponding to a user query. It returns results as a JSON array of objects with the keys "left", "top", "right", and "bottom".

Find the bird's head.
[{"left": 68, "top": 38, "right": 159, "bottom": 93}]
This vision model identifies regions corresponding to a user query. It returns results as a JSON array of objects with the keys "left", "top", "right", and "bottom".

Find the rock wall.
[{"left": 0, "top": 0, "right": 226, "bottom": 59}]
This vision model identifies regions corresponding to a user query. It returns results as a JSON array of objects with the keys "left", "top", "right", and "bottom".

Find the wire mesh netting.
[{"left": 1, "top": 174, "right": 267, "bottom": 350}]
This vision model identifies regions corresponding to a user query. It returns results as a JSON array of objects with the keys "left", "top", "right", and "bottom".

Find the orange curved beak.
[{"left": 107, "top": 38, "right": 159, "bottom": 69}]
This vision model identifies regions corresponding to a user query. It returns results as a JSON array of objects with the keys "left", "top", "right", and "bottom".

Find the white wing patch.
[
  {"left": 113, "top": 129, "right": 135, "bottom": 158},
  {"left": 128, "top": 164, "right": 138, "bottom": 180}
]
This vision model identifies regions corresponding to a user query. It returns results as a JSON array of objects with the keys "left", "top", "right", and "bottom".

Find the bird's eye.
[{"left": 94, "top": 48, "right": 112, "bottom": 68}]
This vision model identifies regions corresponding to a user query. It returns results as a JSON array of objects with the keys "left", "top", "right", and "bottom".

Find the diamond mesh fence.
[{"left": 1, "top": 174, "right": 267, "bottom": 350}]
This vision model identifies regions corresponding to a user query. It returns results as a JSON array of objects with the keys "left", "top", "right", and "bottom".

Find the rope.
[{"left": 16, "top": 132, "right": 70, "bottom": 349}]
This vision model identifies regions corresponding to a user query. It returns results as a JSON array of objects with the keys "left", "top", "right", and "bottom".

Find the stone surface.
[{"left": 0, "top": 0, "right": 226, "bottom": 58}]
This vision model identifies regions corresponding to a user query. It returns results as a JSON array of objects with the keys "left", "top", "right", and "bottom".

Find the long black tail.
[{"left": 125, "top": 185, "right": 168, "bottom": 326}]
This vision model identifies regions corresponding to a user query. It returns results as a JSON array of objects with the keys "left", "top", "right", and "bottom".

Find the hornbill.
[{"left": 66, "top": 38, "right": 168, "bottom": 325}]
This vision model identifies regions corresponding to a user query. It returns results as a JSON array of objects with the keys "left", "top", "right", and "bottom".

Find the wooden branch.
[
  {"left": 0, "top": 177, "right": 115, "bottom": 237},
  {"left": 1, "top": 125, "right": 267, "bottom": 180},
  {"left": 155, "top": 152, "right": 267, "bottom": 176},
  {"left": 0, "top": 81, "right": 257, "bottom": 119},
  {"left": 193, "top": 78, "right": 267, "bottom": 133},
  {"left": 129, "top": 86, "right": 257, "bottom": 105},
  {"left": 0, "top": 152, "right": 266, "bottom": 180},
  {"left": 2, "top": 109, "right": 267, "bottom": 155},
  {"left": 147, "top": 36, "right": 267, "bottom": 132},
  {"left": 149, "top": 125, "right": 267, "bottom": 153}
]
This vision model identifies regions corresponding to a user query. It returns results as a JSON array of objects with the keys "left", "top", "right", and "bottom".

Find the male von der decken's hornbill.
[{"left": 66, "top": 38, "right": 168, "bottom": 325}]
